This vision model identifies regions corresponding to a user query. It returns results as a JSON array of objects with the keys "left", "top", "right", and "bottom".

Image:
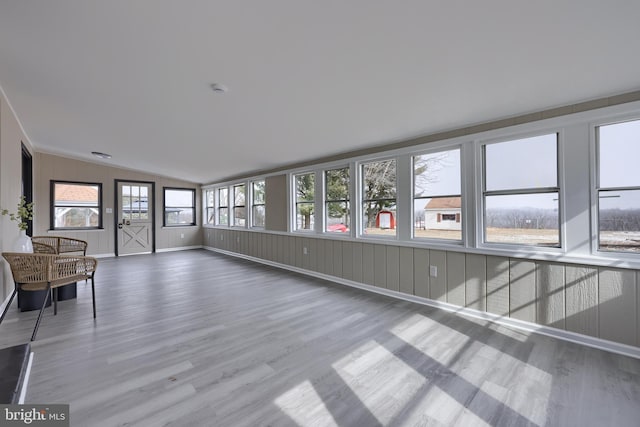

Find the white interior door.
[{"left": 117, "top": 181, "right": 153, "bottom": 255}]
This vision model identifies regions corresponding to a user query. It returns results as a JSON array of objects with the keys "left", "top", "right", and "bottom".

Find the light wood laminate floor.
[{"left": 1, "top": 250, "right": 639, "bottom": 426}]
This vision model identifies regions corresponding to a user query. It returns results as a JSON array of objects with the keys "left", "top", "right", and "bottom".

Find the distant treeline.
[
  {"left": 486, "top": 208, "right": 558, "bottom": 229},
  {"left": 486, "top": 208, "right": 640, "bottom": 231},
  {"left": 599, "top": 209, "right": 640, "bottom": 231}
]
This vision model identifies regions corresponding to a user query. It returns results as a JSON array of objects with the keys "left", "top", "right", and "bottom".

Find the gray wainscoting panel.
[
  {"left": 247, "top": 232, "right": 255, "bottom": 257},
  {"left": 536, "top": 262, "right": 565, "bottom": 329},
  {"left": 386, "top": 245, "right": 400, "bottom": 292},
  {"left": 325, "top": 239, "right": 335, "bottom": 275},
  {"left": 465, "top": 254, "right": 486, "bottom": 311},
  {"left": 374, "top": 245, "right": 387, "bottom": 288},
  {"left": 565, "top": 265, "right": 599, "bottom": 337},
  {"left": 333, "top": 240, "right": 344, "bottom": 278},
  {"left": 342, "top": 241, "right": 354, "bottom": 281},
  {"left": 446, "top": 252, "right": 465, "bottom": 306},
  {"left": 305, "top": 238, "right": 316, "bottom": 271},
  {"left": 266, "top": 234, "right": 274, "bottom": 261},
  {"left": 486, "top": 256, "right": 510, "bottom": 316},
  {"left": 295, "top": 237, "right": 304, "bottom": 269},
  {"left": 314, "top": 238, "right": 322, "bottom": 271},
  {"left": 229, "top": 231, "right": 235, "bottom": 252},
  {"left": 212, "top": 232, "right": 640, "bottom": 349},
  {"left": 352, "top": 242, "right": 364, "bottom": 283},
  {"left": 277, "top": 235, "right": 285, "bottom": 264},
  {"left": 315, "top": 238, "right": 326, "bottom": 274},
  {"left": 262, "top": 233, "right": 270, "bottom": 260},
  {"left": 265, "top": 233, "right": 273, "bottom": 261},
  {"left": 362, "top": 244, "right": 375, "bottom": 286},
  {"left": 242, "top": 232, "right": 249, "bottom": 255},
  {"left": 598, "top": 268, "right": 637, "bottom": 347},
  {"left": 238, "top": 231, "right": 245, "bottom": 255},
  {"left": 429, "top": 250, "right": 447, "bottom": 302},
  {"left": 413, "top": 248, "right": 430, "bottom": 298},
  {"left": 250, "top": 233, "right": 264, "bottom": 258},
  {"left": 264, "top": 233, "right": 271, "bottom": 260},
  {"left": 285, "top": 236, "right": 296, "bottom": 267},
  {"left": 509, "top": 260, "right": 537, "bottom": 323},
  {"left": 228, "top": 231, "right": 236, "bottom": 252},
  {"left": 399, "top": 247, "right": 414, "bottom": 295}
]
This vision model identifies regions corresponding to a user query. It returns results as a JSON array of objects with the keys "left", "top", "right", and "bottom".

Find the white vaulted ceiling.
[{"left": 1, "top": 1, "right": 639, "bottom": 184}]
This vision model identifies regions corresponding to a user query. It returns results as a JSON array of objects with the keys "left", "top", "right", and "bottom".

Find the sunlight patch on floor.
[
  {"left": 330, "top": 341, "right": 427, "bottom": 425},
  {"left": 390, "top": 313, "right": 471, "bottom": 366},
  {"left": 274, "top": 380, "right": 339, "bottom": 427}
]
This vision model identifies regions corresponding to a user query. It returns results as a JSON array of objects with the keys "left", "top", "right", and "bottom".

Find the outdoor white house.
[
  {"left": 424, "top": 196, "right": 461, "bottom": 230},
  {"left": 52, "top": 183, "right": 100, "bottom": 229}
]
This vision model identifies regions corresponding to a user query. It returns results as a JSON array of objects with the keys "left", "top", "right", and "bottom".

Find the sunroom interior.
[{"left": 1, "top": 2, "right": 640, "bottom": 425}]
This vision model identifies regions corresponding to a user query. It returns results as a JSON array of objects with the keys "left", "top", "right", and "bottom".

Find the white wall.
[{"left": 0, "top": 89, "right": 33, "bottom": 301}]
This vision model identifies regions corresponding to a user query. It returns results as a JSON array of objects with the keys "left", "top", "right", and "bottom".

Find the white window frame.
[
  {"left": 203, "top": 100, "right": 640, "bottom": 269},
  {"left": 323, "top": 165, "right": 351, "bottom": 234},
  {"left": 292, "top": 171, "right": 317, "bottom": 232},
  {"left": 250, "top": 179, "right": 266, "bottom": 228},
  {"left": 591, "top": 114, "right": 640, "bottom": 259},
  {"left": 411, "top": 145, "right": 464, "bottom": 245},
  {"left": 216, "top": 187, "right": 230, "bottom": 226},
  {"left": 477, "top": 130, "right": 563, "bottom": 252},
  {"left": 204, "top": 188, "right": 215, "bottom": 226},
  {"left": 232, "top": 183, "right": 247, "bottom": 228},
  {"left": 358, "top": 156, "right": 399, "bottom": 239}
]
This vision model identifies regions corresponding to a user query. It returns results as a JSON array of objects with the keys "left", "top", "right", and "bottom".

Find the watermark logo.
[{"left": 1, "top": 405, "right": 69, "bottom": 426}]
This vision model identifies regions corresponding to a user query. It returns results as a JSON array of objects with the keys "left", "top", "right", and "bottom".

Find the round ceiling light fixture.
[
  {"left": 210, "top": 83, "right": 228, "bottom": 93},
  {"left": 91, "top": 151, "right": 112, "bottom": 159}
]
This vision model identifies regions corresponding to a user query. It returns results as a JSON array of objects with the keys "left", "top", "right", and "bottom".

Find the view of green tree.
[
  {"left": 325, "top": 168, "right": 349, "bottom": 229},
  {"left": 296, "top": 173, "right": 314, "bottom": 229},
  {"left": 293, "top": 156, "right": 454, "bottom": 232},
  {"left": 253, "top": 181, "right": 265, "bottom": 204},
  {"left": 362, "top": 159, "right": 396, "bottom": 228},
  {"left": 252, "top": 180, "right": 266, "bottom": 227}
]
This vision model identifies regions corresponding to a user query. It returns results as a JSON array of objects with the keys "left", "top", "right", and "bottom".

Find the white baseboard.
[
  {"left": 206, "top": 246, "right": 640, "bottom": 360},
  {"left": 92, "top": 253, "right": 116, "bottom": 259},
  {"left": 156, "top": 245, "right": 203, "bottom": 253},
  {"left": 90, "top": 246, "right": 202, "bottom": 258}
]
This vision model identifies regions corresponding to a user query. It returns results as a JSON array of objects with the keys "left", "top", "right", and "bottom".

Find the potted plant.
[{"left": 1, "top": 196, "right": 34, "bottom": 252}]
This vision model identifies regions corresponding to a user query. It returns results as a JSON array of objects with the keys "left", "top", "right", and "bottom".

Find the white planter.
[{"left": 13, "top": 230, "right": 33, "bottom": 253}]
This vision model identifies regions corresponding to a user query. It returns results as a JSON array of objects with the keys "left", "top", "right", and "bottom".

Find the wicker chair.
[
  {"left": 31, "top": 241, "right": 57, "bottom": 254},
  {"left": 0, "top": 252, "right": 98, "bottom": 341},
  {"left": 31, "top": 236, "right": 88, "bottom": 256}
]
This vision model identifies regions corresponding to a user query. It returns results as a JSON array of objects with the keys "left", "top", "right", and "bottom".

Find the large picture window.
[
  {"left": 251, "top": 180, "right": 265, "bottom": 228},
  {"left": 233, "top": 184, "right": 246, "bottom": 227},
  {"left": 413, "top": 148, "right": 461, "bottom": 241},
  {"left": 217, "top": 188, "right": 229, "bottom": 226},
  {"left": 51, "top": 181, "right": 102, "bottom": 229},
  {"left": 483, "top": 134, "right": 559, "bottom": 247},
  {"left": 295, "top": 173, "right": 315, "bottom": 230},
  {"left": 597, "top": 119, "right": 640, "bottom": 253},
  {"left": 163, "top": 187, "right": 196, "bottom": 226},
  {"left": 325, "top": 167, "right": 350, "bottom": 233},
  {"left": 362, "top": 159, "right": 396, "bottom": 236}
]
